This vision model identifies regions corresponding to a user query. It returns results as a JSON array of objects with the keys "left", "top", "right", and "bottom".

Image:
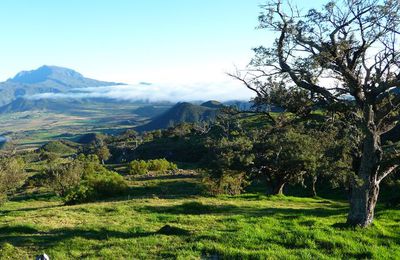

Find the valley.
[{"left": 1, "top": 0, "right": 400, "bottom": 258}]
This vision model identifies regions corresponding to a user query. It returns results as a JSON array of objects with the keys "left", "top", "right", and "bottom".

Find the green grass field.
[
  {"left": 1, "top": 173, "right": 399, "bottom": 259},
  {"left": 0, "top": 107, "right": 146, "bottom": 150}
]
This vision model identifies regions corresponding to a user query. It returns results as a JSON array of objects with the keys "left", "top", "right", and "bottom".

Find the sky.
[{"left": 0, "top": 0, "right": 326, "bottom": 101}]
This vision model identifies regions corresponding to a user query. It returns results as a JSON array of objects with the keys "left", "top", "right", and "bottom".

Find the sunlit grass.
[{"left": 0, "top": 175, "right": 399, "bottom": 259}]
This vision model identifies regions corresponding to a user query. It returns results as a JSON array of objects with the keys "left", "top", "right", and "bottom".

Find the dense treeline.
[{"left": 0, "top": 106, "right": 399, "bottom": 213}]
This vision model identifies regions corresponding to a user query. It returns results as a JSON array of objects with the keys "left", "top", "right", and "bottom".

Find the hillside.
[
  {"left": 1, "top": 173, "right": 399, "bottom": 259},
  {"left": 201, "top": 100, "right": 224, "bottom": 109},
  {"left": 136, "top": 102, "right": 221, "bottom": 131},
  {"left": 0, "top": 98, "right": 88, "bottom": 114},
  {"left": 0, "top": 65, "right": 123, "bottom": 107}
]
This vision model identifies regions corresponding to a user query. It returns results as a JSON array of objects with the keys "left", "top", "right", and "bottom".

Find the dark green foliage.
[
  {"left": 201, "top": 114, "right": 254, "bottom": 195},
  {"left": 0, "top": 157, "right": 26, "bottom": 202},
  {"left": 202, "top": 171, "right": 248, "bottom": 196},
  {"left": 133, "top": 127, "right": 208, "bottom": 163},
  {"left": 137, "top": 102, "right": 219, "bottom": 131},
  {"left": 253, "top": 127, "right": 319, "bottom": 195},
  {"left": 77, "top": 133, "right": 107, "bottom": 145}
]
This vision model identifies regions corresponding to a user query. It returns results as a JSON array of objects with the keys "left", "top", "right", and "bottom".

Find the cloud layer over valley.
[{"left": 29, "top": 82, "right": 255, "bottom": 102}]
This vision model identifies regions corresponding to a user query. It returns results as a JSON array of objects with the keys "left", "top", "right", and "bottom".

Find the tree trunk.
[
  {"left": 272, "top": 181, "right": 286, "bottom": 195},
  {"left": 347, "top": 176, "right": 380, "bottom": 227},
  {"left": 311, "top": 176, "right": 318, "bottom": 197},
  {"left": 347, "top": 108, "right": 382, "bottom": 227}
]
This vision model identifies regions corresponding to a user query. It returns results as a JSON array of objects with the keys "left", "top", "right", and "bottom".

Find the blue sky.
[{"left": 0, "top": 0, "right": 326, "bottom": 98}]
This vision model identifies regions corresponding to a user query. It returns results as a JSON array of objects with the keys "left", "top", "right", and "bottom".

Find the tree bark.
[
  {"left": 347, "top": 108, "right": 382, "bottom": 227},
  {"left": 311, "top": 176, "right": 318, "bottom": 197},
  {"left": 272, "top": 181, "right": 286, "bottom": 195}
]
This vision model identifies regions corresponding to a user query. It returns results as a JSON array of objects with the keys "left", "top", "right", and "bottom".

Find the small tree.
[
  {"left": 253, "top": 126, "right": 319, "bottom": 195},
  {"left": 46, "top": 159, "right": 84, "bottom": 197},
  {"left": 202, "top": 116, "right": 254, "bottom": 195},
  {"left": 128, "top": 160, "right": 149, "bottom": 175},
  {"left": 0, "top": 157, "right": 25, "bottom": 202},
  {"left": 235, "top": 0, "right": 400, "bottom": 227},
  {"left": 95, "top": 145, "right": 111, "bottom": 164}
]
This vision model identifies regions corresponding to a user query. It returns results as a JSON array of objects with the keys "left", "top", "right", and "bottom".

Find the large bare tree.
[{"left": 234, "top": 0, "right": 400, "bottom": 227}]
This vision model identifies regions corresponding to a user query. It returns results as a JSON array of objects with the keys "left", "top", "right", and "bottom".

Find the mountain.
[
  {"left": 0, "top": 65, "right": 123, "bottom": 106},
  {"left": 132, "top": 105, "right": 172, "bottom": 118},
  {"left": 201, "top": 100, "right": 224, "bottom": 109},
  {"left": 223, "top": 100, "right": 253, "bottom": 110},
  {"left": 0, "top": 97, "right": 104, "bottom": 114},
  {"left": 136, "top": 101, "right": 221, "bottom": 131}
]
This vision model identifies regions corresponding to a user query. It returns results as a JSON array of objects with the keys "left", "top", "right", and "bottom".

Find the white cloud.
[{"left": 29, "top": 81, "right": 255, "bottom": 102}]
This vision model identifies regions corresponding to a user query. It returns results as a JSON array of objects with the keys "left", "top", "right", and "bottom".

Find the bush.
[
  {"left": 147, "top": 159, "right": 178, "bottom": 173},
  {"left": 0, "top": 157, "right": 26, "bottom": 203},
  {"left": 45, "top": 159, "right": 84, "bottom": 197},
  {"left": 87, "top": 170, "right": 127, "bottom": 197},
  {"left": 64, "top": 169, "right": 128, "bottom": 205},
  {"left": 64, "top": 182, "right": 95, "bottom": 205},
  {"left": 128, "top": 159, "right": 177, "bottom": 176},
  {"left": 202, "top": 171, "right": 248, "bottom": 196},
  {"left": 45, "top": 155, "right": 128, "bottom": 205},
  {"left": 128, "top": 160, "right": 149, "bottom": 175}
]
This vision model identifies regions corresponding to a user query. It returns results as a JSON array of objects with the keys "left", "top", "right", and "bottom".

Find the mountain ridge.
[
  {"left": 0, "top": 65, "right": 124, "bottom": 106},
  {"left": 136, "top": 101, "right": 222, "bottom": 131}
]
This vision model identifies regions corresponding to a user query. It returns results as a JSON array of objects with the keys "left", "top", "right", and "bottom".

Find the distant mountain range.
[
  {"left": 0, "top": 66, "right": 254, "bottom": 131},
  {"left": 0, "top": 65, "right": 123, "bottom": 106},
  {"left": 136, "top": 101, "right": 224, "bottom": 131}
]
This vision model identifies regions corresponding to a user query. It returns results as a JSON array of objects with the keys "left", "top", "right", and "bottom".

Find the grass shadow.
[
  {"left": 0, "top": 205, "right": 61, "bottom": 215},
  {"left": 10, "top": 193, "right": 57, "bottom": 202},
  {"left": 126, "top": 180, "right": 204, "bottom": 199},
  {"left": 140, "top": 201, "right": 238, "bottom": 215},
  {"left": 0, "top": 225, "right": 155, "bottom": 249},
  {"left": 139, "top": 201, "right": 348, "bottom": 218}
]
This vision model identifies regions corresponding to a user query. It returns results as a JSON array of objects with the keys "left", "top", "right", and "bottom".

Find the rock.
[
  {"left": 157, "top": 225, "right": 190, "bottom": 236},
  {"left": 36, "top": 253, "right": 50, "bottom": 260}
]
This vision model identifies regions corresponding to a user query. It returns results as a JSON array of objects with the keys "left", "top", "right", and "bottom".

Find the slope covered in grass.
[{"left": 0, "top": 174, "right": 399, "bottom": 259}]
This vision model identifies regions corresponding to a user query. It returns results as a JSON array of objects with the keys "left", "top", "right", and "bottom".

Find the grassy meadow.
[
  {"left": 1, "top": 172, "right": 399, "bottom": 259},
  {"left": 0, "top": 104, "right": 148, "bottom": 150}
]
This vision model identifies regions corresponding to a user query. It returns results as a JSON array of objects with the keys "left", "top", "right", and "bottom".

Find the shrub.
[
  {"left": 64, "top": 182, "right": 95, "bottom": 205},
  {"left": 45, "top": 155, "right": 128, "bottom": 204},
  {"left": 45, "top": 159, "right": 84, "bottom": 197},
  {"left": 202, "top": 171, "right": 248, "bottom": 196},
  {"left": 0, "top": 157, "right": 26, "bottom": 203},
  {"left": 40, "top": 151, "right": 60, "bottom": 162},
  {"left": 128, "top": 159, "right": 178, "bottom": 176},
  {"left": 64, "top": 169, "right": 127, "bottom": 205},
  {"left": 147, "top": 159, "right": 178, "bottom": 173},
  {"left": 87, "top": 170, "right": 127, "bottom": 197},
  {"left": 128, "top": 160, "right": 148, "bottom": 175}
]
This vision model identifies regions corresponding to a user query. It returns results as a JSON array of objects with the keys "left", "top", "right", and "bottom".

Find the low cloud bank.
[{"left": 29, "top": 82, "right": 255, "bottom": 102}]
